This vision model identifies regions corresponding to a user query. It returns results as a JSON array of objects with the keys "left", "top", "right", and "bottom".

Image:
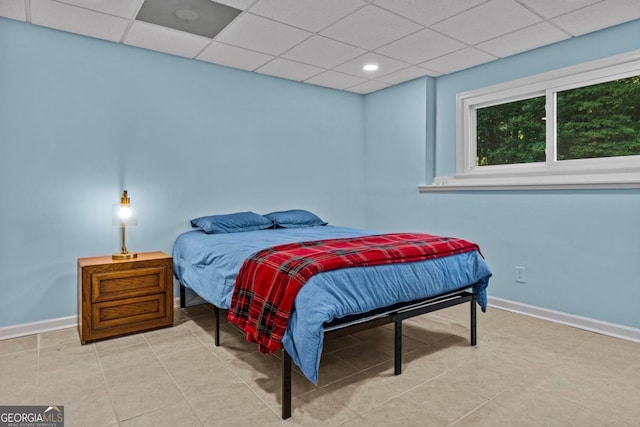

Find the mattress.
[{"left": 173, "top": 226, "right": 491, "bottom": 383}]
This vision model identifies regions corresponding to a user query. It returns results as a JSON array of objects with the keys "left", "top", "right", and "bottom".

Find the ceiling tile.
[
  {"left": 551, "top": 0, "right": 640, "bottom": 36},
  {"left": 304, "top": 70, "right": 367, "bottom": 90},
  {"left": 476, "top": 22, "right": 570, "bottom": 57},
  {"left": 333, "top": 52, "right": 408, "bottom": 78},
  {"left": 346, "top": 80, "right": 391, "bottom": 94},
  {"left": 197, "top": 41, "right": 273, "bottom": 71},
  {"left": 55, "top": 0, "right": 141, "bottom": 19},
  {"left": 0, "top": 0, "right": 26, "bottom": 21},
  {"left": 517, "top": 0, "right": 603, "bottom": 18},
  {"left": 8, "top": 0, "right": 637, "bottom": 94},
  {"left": 249, "top": 0, "right": 365, "bottom": 33},
  {"left": 373, "top": 0, "right": 488, "bottom": 26},
  {"left": 375, "top": 28, "right": 466, "bottom": 64},
  {"left": 432, "top": 0, "right": 542, "bottom": 44},
  {"left": 281, "top": 36, "right": 365, "bottom": 69},
  {"left": 123, "top": 21, "right": 211, "bottom": 58},
  {"left": 320, "top": 5, "right": 422, "bottom": 50},
  {"left": 420, "top": 47, "right": 496, "bottom": 74},
  {"left": 216, "top": 13, "right": 312, "bottom": 56},
  {"left": 376, "top": 66, "right": 429, "bottom": 84},
  {"left": 31, "top": 0, "right": 130, "bottom": 42},
  {"left": 418, "top": 67, "right": 444, "bottom": 77},
  {"left": 256, "top": 58, "right": 324, "bottom": 81}
]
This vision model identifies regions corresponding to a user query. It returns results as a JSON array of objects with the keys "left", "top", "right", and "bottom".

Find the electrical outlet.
[{"left": 515, "top": 266, "right": 526, "bottom": 283}]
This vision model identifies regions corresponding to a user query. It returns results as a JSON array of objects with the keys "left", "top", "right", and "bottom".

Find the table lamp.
[{"left": 112, "top": 190, "right": 138, "bottom": 260}]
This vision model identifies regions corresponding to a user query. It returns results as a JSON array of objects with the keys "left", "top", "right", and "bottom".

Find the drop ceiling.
[{"left": 1, "top": 0, "right": 639, "bottom": 94}]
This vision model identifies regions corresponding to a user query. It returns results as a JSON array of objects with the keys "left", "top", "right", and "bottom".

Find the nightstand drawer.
[
  {"left": 91, "top": 266, "right": 167, "bottom": 302},
  {"left": 78, "top": 252, "right": 173, "bottom": 344},
  {"left": 92, "top": 294, "right": 167, "bottom": 331}
]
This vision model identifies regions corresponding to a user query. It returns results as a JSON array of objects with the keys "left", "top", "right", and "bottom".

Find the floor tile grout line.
[
  {"left": 187, "top": 315, "right": 319, "bottom": 414},
  {"left": 451, "top": 376, "right": 633, "bottom": 427},
  {"left": 336, "top": 338, "right": 484, "bottom": 414},
  {"left": 531, "top": 381, "right": 636, "bottom": 425},
  {"left": 99, "top": 331, "right": 189, "bottom": 424},
  {"left": 223, "top": 346, "right": 315, "bottom": 417},
  {"left": 142, "top": 323, "right": 280, "bottom": 424},
  {"left": 14, "top": 305, "right": 640, "bottom": 425},
  {"left": 129, "top": 330, "right": 207, "bottom": 426},
  {"left": 211, "top": 342, "right": 287, "bottom": 419},
  {"left": 446, "top": 399, "right": 499, "bottom": 427},
  {"left": 352, "top": 366, "right": 453, "bottom": 419},
  {"left": 94, "top": 335, "right": 149, "bottom": 355},
  {"left": 227, "top": 368, "right": 281, "bottom": 418},
  {"left": 449, "top": 378, "right": 545, "bottom": 426},
  {"left": 392, "top": 314, "right": 592, "bottom": 426},
  {"left": 95, "top": 338, "right": 123, "bottom": 427},
  {"left": 203, "top": 326, "right": 372, "bottom": 417},
  {"left": 35, "top": 333, "right": 41, "bottom": 405},
  {"left": 182, "top": 305, "right": 331, "bottom": 416},
  {"left": 456, "top": 339, "right": 587, "bottom": 426},
  {"left": 315, "top": 364, "right": 379, "bottom": 390},
  {"left": 486, "top": 337, "right": 635, "bottom": 426},
  {"left": 178, "top": 309, "right": 281, "bottom": 415}
]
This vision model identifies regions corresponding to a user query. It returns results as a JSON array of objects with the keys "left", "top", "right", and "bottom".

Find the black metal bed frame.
[{"left": 179, "top": 284, "right": 477, "bottom": 419}]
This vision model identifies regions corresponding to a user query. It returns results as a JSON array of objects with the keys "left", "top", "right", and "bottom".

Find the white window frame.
[{"left": 422, "top": 50, "right": 640, "bottom": 191}]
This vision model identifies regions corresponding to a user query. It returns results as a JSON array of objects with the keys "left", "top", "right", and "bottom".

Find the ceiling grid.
[{"left": 1, "top": 0, "right": 638, "bottom": 93}]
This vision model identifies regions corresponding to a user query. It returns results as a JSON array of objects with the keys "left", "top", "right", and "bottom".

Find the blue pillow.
[
  {"left": 264, "top": 209, "right": 327, "bottom": 228},
  {"left": 190, "top": 211, "right": 273, "bottom": 234}
]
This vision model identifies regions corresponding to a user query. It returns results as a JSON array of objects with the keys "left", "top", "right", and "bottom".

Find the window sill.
[{"left": 419, "top": 172, "right": 640, "bottom": 192}]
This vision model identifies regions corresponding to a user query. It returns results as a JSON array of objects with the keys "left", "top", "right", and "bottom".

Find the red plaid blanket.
[{"left": 227, "top": 233, "right": 479, "bottom": 354}]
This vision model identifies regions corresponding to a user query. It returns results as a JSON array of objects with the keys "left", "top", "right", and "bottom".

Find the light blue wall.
[
  {"left": 3, "top": 16, "right": 640, "bottom": 331},
  {"left": 0, "top": 19, "right": 365, "bottom": 327},
  {"left": 364, "top": 19, "right": 640, "bottom": 329}
]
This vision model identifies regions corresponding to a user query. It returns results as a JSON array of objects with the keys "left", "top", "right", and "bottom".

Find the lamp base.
[{"left": 112, "top": 252, "right": 138, "bottom": 260}]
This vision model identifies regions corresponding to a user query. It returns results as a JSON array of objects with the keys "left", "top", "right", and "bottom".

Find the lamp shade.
[{"left": 112, "top": 191, "right": 138, "bottom": 226}]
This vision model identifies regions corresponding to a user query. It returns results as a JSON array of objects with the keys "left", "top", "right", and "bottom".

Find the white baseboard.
[
  {"left": 488, "top": 296, "right": 640, "bottom": 343},
  {"left": 0, "top": 316, "right": 77, "bottom": 341},
  {"left": 2, "top": 298, "right": 639, "bottom": 344},
  {"left": 0, "top": 297, "right": 200, "bottom": 341}
]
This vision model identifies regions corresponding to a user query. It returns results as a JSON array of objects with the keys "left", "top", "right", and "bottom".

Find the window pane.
[
  {"left": 557, "top": 75, "right": 640, "bottom": 160},
  {"left": 476, "top": 96, "right": 546, "bottom": 166}
]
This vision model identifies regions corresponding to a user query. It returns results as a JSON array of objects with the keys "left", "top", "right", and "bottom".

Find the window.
[
  {"left": 556, "top": 76, "right": 640, "bottom": 161},
  {"left": 476, "top": 95, "right": 546, "bottom": 166},
  {"left": 426, "top": 51, "right": 640, "bottom": 191}
]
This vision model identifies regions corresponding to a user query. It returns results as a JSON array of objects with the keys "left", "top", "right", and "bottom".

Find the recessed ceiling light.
[{"left": 363, "top": 64, "right": 379, "bottom": 72}]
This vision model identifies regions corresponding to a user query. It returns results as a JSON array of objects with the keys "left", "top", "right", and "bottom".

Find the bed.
[{"left": 173, "top": 214, "right": 491, "bottom": 419}]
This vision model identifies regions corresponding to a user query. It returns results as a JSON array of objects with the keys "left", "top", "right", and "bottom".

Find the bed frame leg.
[
  {"left": 282, "top": 350, "right": 292, "bottom": 419},
  {"left": 470, "top": 293, "right": 477, "bottom": 346},
  {"left": 179, "top": 284, "right": 186, "bottom": 308},
  {"left": 213, "top": 306, "right": 220, "bottom": 347},
  {"left": 394, "top": 320, "right": 402, "bottom": 375}
]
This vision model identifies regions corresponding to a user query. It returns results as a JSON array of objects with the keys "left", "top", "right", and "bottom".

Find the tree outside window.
[{"left": 475, "top": 75, "right": 640, "bottom": 166}]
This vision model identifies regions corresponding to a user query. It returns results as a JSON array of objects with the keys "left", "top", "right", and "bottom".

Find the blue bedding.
[{"left": 173, "top": 226, "right": 491, "bottom": 383}]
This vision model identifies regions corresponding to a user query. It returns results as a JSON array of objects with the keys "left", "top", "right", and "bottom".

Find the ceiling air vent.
[{"left": 136, "top": 0, "right": 242, "bottom": 39}]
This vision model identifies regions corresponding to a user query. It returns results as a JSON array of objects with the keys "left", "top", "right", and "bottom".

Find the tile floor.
[{"left": 1, "top": 303, "right": 639, "bottom": 426}]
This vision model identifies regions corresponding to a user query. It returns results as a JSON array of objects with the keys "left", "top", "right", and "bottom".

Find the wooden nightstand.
[{"left": 78, "top": 251, "right": 174, "bottom": 344}]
